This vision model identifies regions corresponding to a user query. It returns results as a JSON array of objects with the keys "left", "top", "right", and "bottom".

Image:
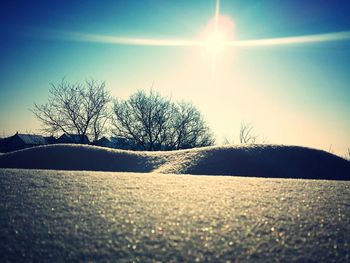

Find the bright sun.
[
  {"left": 201, "top": 15, "right": 235, "bottom": 55},
  {"left": 205, "top": 29, "right": 229, "bottom": 54}
]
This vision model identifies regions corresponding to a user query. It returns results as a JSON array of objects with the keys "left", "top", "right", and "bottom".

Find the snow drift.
[
  {"left": 0, "top": 144, "right": 159, "bottom": 173},
  {"left": 0, "top": 144, "right": 349, "bottom": 180}
]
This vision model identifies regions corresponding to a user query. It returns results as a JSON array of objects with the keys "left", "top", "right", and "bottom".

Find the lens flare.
[{"left": 41, "top": 29, "right": 350, "bottom": 48}]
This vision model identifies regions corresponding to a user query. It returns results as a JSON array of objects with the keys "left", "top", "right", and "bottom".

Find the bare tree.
[
  {"left": 85, "top": 80, "right": 112, "bottom": 141},
  {"left": 113, "top": 90, "right": 172, "bottom": 150},
  {"left": 239, "top": 123, "right": 258, "bottom": 144},
  {"left": 31, "top": 78, "right": 111, "bottom": 142},
  {"left": 112, "top": 90, "right": 214, "bottom": 151},
  {"left": 171, "top": 102, "right": 214, "bottom": 149}
]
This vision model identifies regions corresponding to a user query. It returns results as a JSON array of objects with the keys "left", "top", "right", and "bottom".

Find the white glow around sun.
[
  {"left": 200, "top": 15, "right": 236, "bottom": 55},
  {"left": 205, "top": 30, "right": 227, "bottom": 54}
]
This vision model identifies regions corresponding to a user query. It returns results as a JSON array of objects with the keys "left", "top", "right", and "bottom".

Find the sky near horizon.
[{"left": 0, "top": 0, "right": 350, "bottom": 155}]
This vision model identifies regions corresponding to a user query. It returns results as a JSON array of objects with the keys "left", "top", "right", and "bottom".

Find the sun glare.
[
  {"left": 205, "top": 30, "right": 227, "bottom": 54},
  {"left": 201, "top": 15, "right": 235, "bottom": 55}
]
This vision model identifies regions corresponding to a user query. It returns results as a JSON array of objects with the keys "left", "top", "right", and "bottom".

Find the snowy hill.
[{"left": 0, "top": 144, "right": 349, "bottom": 180}]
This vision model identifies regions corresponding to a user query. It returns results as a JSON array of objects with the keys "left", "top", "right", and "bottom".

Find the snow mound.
[
  {"left": 157, "top": 145, "right": 350, "bottom": 180},
  {"left": 0, "top": 144, "right": 162, "bottom": 173},
  {"left": 0, "top": 144, "right": 349, "bottom": 180}
]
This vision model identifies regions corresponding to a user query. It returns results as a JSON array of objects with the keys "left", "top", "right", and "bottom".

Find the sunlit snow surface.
[{"left": 0, "top": 169, "right": 349, "bottom": 262}]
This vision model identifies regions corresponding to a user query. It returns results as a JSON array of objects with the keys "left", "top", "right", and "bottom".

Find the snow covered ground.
[
  {"left": 0, "top": 144, "right": 349, "bottom": 180},
  {"left": 0, "top": 169, "right": 349, "bottom": 262},
  {"left": 0, "top": 145, "right": 349, "bottom": 261}
]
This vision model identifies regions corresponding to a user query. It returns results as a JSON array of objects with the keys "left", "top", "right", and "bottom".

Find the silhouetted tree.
[
  {"left": 31, "top": 78, "right": 111, "bottom": 142},
  {"left": 170, "top": 102, "right": 214, "bottom": 149},
  {"left": 112, "top": 90, "right": 214, "bottom": 150},
  {"left": 239, "top": 123, "right": 258, "bottom": 144}
]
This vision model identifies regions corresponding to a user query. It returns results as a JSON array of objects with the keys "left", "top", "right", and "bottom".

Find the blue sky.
[{"left": 0, "top": 0, "right": 350, "bottom": 155}]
